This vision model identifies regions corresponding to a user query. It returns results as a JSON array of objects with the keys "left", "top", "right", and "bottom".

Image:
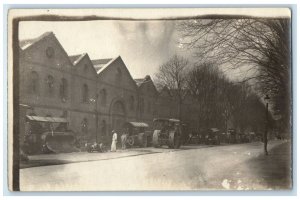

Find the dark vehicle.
[
  {"left": 123, "top": 122, "right": 150, "bottom": 148},
  {"left": 22, "top": 115, "right": 79, "bottom": 154},
  {"left": 238, "top": 133, "right": 250, "bottom": 143},
  {"left": 86, "top": 142, "right": 107, "bottom": 153},
  {"left": 185, "top": 131, "right": 202, "bottom": 144},
  {"left": 227, "top": 128, "right": 238, "bottom": 144},
  {"left": 204, "top": 128, "right": 220, "bottom": 145},
  {"left": 152, "top": 118, "right": 182, "bottom": 149}
]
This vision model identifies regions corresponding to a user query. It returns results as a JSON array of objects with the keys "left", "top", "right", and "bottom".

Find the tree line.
[{"left": 154, "top": 55, "right": 271, "bottom": 134}]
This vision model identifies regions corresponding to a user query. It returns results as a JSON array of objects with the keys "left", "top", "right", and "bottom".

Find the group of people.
[{"left": 110, "top": 130, "right": 129, "bottom": 152}]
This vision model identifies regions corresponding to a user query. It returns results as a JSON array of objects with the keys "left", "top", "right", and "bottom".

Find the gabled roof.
[
  {"left": 19, "top": 32, "right": 53, "bottom": 50},
  {"left": 69, "top": 53, "right": 87, "bottom": 65},
  {"left": 91, "top": 58, "right": 116, "bottom": 74},
  {"left": 134, "top": 75, "right": 153, "bottom": 87},
  {"left": 135, "top": 75, "right": 158, "bottom": 95},
  {"left": 134, "top": 78, "right": 145, "bottom": 86}
]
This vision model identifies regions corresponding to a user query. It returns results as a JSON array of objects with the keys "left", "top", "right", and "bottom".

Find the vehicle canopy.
[
  {"left": 209, "top": 128, "right": 219, "bottom": 132},
  {"left": 153, "top": 118, "right": 181, "bottom": 130},
  {"left": 207, "top": 128, "right": 220, "bottom": 136},
  {"left": 123, "top": 122, "right": 149, "bottom": 135},
  {"left": 227, "top": 128, "right": 237, "bottom": 134}
]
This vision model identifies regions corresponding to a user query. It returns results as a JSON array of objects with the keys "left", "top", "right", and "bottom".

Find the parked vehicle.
[
  {"left": 185, "top": 131, "right": 202, "bottom": 144},
  {"left": 22, "top": 115, "right": 79, "bottom": 154},
  {"left": 227, "top": 128, "right": 238, "bottom": 144},
  {"left": 204, "top": 128, "right": 220, "bottom": 145},
  {"left": 152, "top": 118, "right": 182, "bottom": 149},
  {"left": 123, "top": 122, "right": 150, "bottom": 148}
]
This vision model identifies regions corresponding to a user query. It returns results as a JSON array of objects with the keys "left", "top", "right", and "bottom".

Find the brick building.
[{"left": 18, "top": 32, "right": 199, "bottom": 145}]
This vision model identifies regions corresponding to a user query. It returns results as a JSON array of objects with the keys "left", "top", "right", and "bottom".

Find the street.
[{"left": 20, "top": 140, "right": 291, "bottom": 191}]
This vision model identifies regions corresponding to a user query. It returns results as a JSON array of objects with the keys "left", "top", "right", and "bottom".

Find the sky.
[{"left": 19, "top": 20, "right": 191, "bottom": 79}]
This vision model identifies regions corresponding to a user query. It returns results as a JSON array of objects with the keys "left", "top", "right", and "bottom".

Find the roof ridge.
[{"left": 19, "top": 32, "right": 54, "bottom": 50}]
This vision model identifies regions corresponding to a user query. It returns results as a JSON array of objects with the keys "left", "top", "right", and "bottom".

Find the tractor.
[
  {"left": 152, "top": 118, "right": 182, "bottom": 149},
  {"left": 123, "top": 122, "right": 150, "bottom": 148}
]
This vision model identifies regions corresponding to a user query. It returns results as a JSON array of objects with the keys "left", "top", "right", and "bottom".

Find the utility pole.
[
  {"left": 95, "top": 94, "right": 99, "bottom": 143},
  {"left": 264, "top": 94, "right": 270, "bottom": 156}
]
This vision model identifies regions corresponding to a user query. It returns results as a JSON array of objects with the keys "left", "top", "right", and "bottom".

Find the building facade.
[{"left": 19, "top": 32, "right": 199, "bottom": 145}]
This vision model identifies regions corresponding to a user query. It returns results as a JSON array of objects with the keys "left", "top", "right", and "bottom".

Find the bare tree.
[
  {"left": 178, "top": 18, "right": 291, "bottom": 134},
  {"left": 187, "top": 62, "right": 268, "bottom": 136},
  {"left": 186, "top": 63, "right": 225, "bottom": 130},
  {"left": 154, "top": 55, "right": 189, "bottom": 120}
]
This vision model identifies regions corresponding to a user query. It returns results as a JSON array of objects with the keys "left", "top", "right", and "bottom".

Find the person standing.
[{"left": 111, "top": 130, "right": 118, "bottom": 152}]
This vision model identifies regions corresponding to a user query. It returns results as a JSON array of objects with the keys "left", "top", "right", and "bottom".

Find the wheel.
[
  {"left": 152, "top": 130, "right": 161, "bottom": 148},
  {"left": 168, "top": 131, "right": 181, "bottom": 149},
  {"left": 138, "top": 133, "right": 148, "bottom": 148},
  {"left": 126, "top": 136, "right": 134, "bottom": 147}
]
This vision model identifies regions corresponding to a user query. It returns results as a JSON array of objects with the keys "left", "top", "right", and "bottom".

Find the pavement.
[
  {"left": 20, "top": 144, "right": 216, "bottom": 169},
  {"left": 19, "top": 140, "right": 292, "bottom": 191}
]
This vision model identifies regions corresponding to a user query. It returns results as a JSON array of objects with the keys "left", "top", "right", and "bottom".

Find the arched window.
[
  {"left": 129, "top": 96, "right": 135, "bottom": 110},
  {"left": 100, "top": 89, "right": 107, "bottom": 106},
  {"left": 115, "top": 68, "right": 122, "bottom": 84},
  {"left": 28, "top": 71, "right": 39, "bottom": 94},
  {"left": 81, "top": 118, "right": 88, "bottom": 134},
  {"left": 60, "top": 78, "right": 68, "bottom": 101},
  {"left": 46, "top": 75, "right": 54, "bottom": 96},
  {"left": 82, "top": 84, "right": 89, "bottom": 103},
  {"left": 101, "top": 120, "right": 107, "bottom": 136}
]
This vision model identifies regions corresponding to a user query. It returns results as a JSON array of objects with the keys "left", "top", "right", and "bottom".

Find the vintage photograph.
[{"left": 9, "top": 8, "right": 292, "bottom": 191}]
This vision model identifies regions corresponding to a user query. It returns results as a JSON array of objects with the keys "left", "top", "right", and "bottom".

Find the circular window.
[{"left": 46, "top": 47, "right": 54, "bottom": 58}]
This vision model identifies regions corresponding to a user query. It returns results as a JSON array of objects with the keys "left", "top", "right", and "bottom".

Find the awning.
[
  {"left": 126, "top": 122, "right": 149, "bottom": 128},
  {"left": 26, "top": 115, "right": 68, "bottom": 123}
]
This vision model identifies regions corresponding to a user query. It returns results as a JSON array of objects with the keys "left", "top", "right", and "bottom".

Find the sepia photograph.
[{"left": 8, "top": 8, "right": 292, "bottom": 191}]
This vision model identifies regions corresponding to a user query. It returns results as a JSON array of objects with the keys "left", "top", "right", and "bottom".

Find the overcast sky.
[{"left": 19, "top": 20, "right": 192, "bottom": 79}]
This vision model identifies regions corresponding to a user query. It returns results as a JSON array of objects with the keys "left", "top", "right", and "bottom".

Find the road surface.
[{"left": 20, "top": 140, "right": 291, "bottom": 191}]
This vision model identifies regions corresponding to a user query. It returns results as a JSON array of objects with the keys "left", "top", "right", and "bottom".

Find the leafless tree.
[
  {"left": 186, "top": 63, "right": 226, "bottom": 130},
  {"left": 186, "top": 62, "right": 268, "bottom": 134},
  {"left": 178, "top": 18, "right": 291, "bottom": 133},
  {"left": 154, "top": 55, "right": 189, "bottom": 120}
]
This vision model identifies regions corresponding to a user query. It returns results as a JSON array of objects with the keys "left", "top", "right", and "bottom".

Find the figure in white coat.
[{"left": 111, "top": 130, "right": 118, "bottom": 152}]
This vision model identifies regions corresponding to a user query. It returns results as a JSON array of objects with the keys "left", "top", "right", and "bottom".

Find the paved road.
[{"left": 20, "top": 140, "right": 291, "bottom": 191}]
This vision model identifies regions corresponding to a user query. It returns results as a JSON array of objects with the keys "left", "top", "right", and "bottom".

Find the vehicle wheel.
[
  {"left": 152, "top": 130, "right": 161, "bottom": 148},
  {"left": 197, "top": 137, "right": 201, "bottom": 144},
  {"left": 138, "top": 133, "right": 148, "bottom": 148},
  {"left": 168, "top": 131, "right": 181, "bottom": 149},
  {"left": 127, "top": 136, "right": 134, "bottom": 147}
]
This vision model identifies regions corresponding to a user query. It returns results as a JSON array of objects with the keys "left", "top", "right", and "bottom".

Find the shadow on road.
[{"left": 244, "top": 141, "right": 292, "bottom": 189}]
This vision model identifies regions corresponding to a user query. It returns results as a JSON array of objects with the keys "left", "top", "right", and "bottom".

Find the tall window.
[
  {"left": 46, "top": 75, "right": 54, "bottom": 96},
  {"left": 28, "top": 71, "right": 39, "bottom": 94},
  {"left": 82, "top": 84, "right": 89, "bottom": 103},
  {"left": 81, "top": 118, "right": 88, "bottom": 134},
  {"left": 130, "top": 96, "right": 135, "bottom": 110},
  {"left": 148, "top": 101, "right": 151, "bottom": 112},
  {"left": 60, "top": 78, "right": 68, "bottom": 102},
  {"left": 101, "top": 120, "right": 107, "bottom": 136},
  {"left": 100, "top": 89, "right": 107, "bottom": 106}
]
